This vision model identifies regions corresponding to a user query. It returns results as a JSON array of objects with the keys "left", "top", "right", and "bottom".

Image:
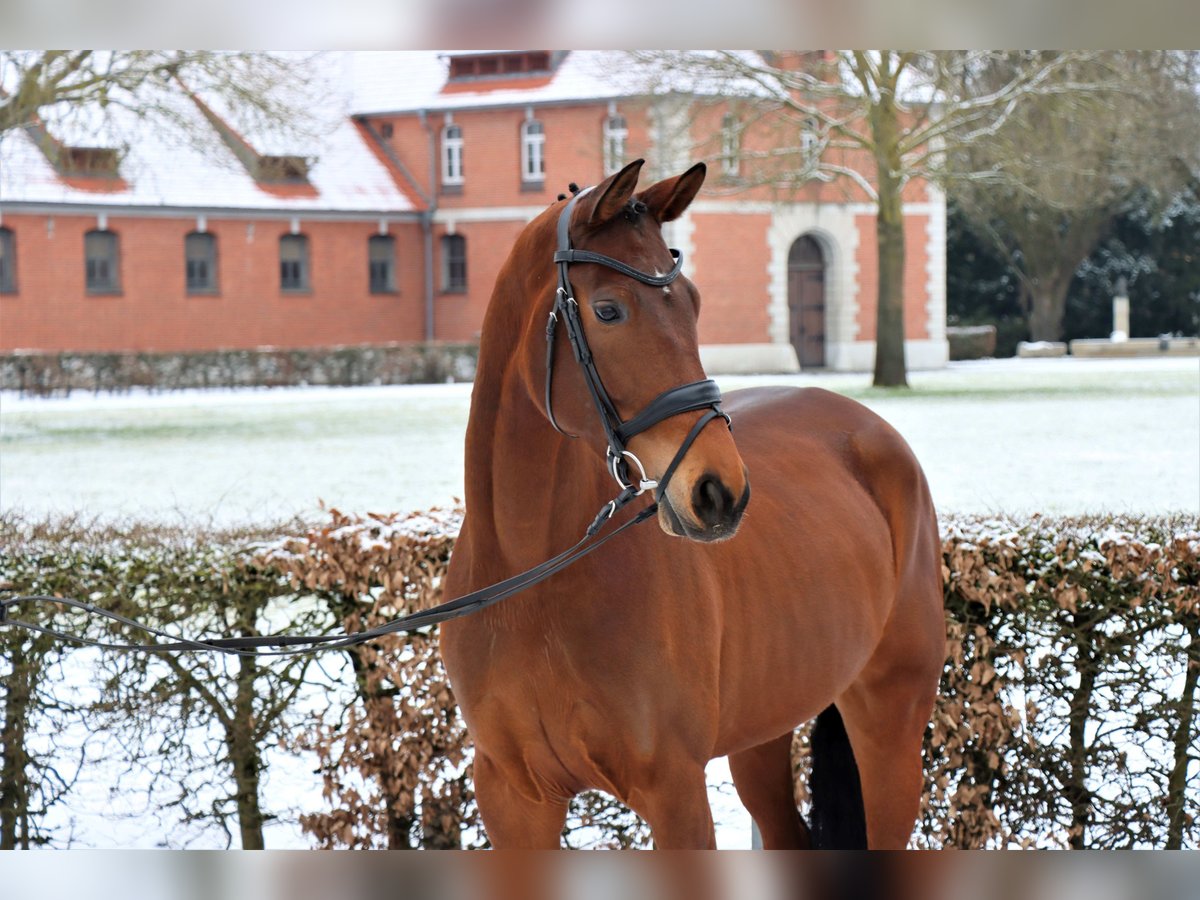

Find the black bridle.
[
  {"left": 544, "top": 186, "right": 730, "bottom": 514},
  {"left": 0, "top": 182, "right": 731, "bottom": 656}
]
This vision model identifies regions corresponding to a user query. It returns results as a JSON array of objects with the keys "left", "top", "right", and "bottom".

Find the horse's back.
[{"left": 723, "top": 385, "right": 938, "bottom": 565}]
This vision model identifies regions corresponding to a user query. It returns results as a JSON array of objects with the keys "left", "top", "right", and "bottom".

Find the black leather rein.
[{"left": 0, "top": 184, "right": 731, "bottom": 657}]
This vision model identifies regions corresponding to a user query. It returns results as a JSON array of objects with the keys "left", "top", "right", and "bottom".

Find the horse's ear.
[
  {"left": 637, "top": 162, "right": 707, "bottom": 223},
  {"left": 581, "top": 158, "right": 644, "bottom": 227}
]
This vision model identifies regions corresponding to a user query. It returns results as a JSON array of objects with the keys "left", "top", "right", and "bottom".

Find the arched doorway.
[{"left": 788, "top": 235, "right": 826, "bottom": 368}]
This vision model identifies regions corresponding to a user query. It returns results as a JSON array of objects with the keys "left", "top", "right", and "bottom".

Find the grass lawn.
[{"left": 2, "top": 356, "right": 1196, "bottom": 525}]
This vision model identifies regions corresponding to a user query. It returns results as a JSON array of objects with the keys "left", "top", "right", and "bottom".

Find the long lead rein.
[
  {"left": 0, "top": 493, "right": 659, "bottom": 657},
  {"left": 0, "top": 180, "right": 731, "bottom": 658}
]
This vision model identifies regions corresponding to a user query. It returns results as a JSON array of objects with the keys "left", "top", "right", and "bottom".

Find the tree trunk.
[
  {"left": 1, "top": 641, "right": 34, "bottom": 850},
  {"left": 1066, "top": 609, "right": 1101, "bottom": 849},
  {"left": 871, "top": 95, "right": 908, "bottom": 388},
  {"left": 228, "top": 654, "right": 265, "bottom": 850},
  {"left": 1027, "top": 269, "right": 1075, "bottom": 342},
  {"left": 1166, "top": 617, "right": 1200, "bottom": 850}
]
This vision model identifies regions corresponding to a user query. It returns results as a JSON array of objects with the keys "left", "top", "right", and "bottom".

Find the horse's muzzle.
[{"left": 658, "top": 471, "right": 750, "bottom": 543}]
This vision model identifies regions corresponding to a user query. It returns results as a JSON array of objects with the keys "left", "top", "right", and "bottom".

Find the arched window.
[
  {"left": 0, "top": 227, "right": 15, "bottom": 293},
  {"left": 85, "top": 229, "right": 120, "bottom": 293},
  {"left": 369, "top": 234, "right": 397, "bottom": 293},
  {"left": 185, "top": 232, "right": 217, "bottom": 293},
  {"left": 521, "top": 119, "right": 545, "bottom": 185},
  {"left": 441, "top": 234, "right": 467, "bottom": 292},
  {"left": 721, "top": 113, "right": 740, "bottom": 177},
  {"left": 603, "top": 114, "right": 627, "bottom": 176},
  {"left": 442, "top": 124, "right": 464, "bottom": 187},
  {"left": 279, "top": 234, "right": 310, "bottom": 292}
]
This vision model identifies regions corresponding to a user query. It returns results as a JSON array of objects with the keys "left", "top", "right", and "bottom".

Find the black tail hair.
[{"left": 809, "top": 704, "right": 868, "bottom": 849}]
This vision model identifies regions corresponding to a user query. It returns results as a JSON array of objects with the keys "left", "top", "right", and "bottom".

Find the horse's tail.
[{"left": 809, "top": 704, "right": 868, "bottom": 849}]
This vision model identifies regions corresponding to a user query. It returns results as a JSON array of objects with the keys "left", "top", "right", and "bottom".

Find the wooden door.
[{"left": 788, "top": 236, "right": 826, "bottom": 368}]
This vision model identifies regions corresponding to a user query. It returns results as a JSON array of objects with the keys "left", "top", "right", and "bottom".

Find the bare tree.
[
  {"left": 949, "top": 51, "right": 1200, "bottom": 342},
  {"left": 630, "top": 51, "right": 1100, "bottom": 386},
  {"left": 91, "top": 540, "right": 324, "bottom": 849},
  {"left": 0, "top": 51, "right": 330, "bottom": 153}
]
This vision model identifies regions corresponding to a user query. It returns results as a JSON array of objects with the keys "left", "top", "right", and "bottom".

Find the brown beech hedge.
[{"left": 2, "top": 511, "right": 1196, "bottom": 848}]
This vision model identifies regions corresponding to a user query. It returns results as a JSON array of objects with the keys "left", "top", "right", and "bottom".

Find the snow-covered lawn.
[
  {"left": 3, "top": 357, "right": 1197, "bottom": 525},
  {"left": 2, "top": 355, "right": 1197, "bottom": 849}
]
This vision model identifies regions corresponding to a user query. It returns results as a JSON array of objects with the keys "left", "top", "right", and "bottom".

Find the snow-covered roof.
[
  {"left": 0, "top": 53, "right": 419, "bottom": 216},
  {"left": 0, "top": 50, "right": 776, "bottom": 214},
  {"left": 347, "top": 50, "right": 770, "bottom": 115}
]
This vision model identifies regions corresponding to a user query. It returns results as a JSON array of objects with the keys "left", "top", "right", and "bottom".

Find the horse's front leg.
[
  {"left": 628, "top": 762, "right": 716, "bottom": 849},
  {"left": 474, "top": 752, "right": 569, "bottom": 849}
]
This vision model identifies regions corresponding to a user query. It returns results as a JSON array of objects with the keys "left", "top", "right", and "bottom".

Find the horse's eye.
[{"left": 593, "top": 303, "right": 625, "bottom": 324}]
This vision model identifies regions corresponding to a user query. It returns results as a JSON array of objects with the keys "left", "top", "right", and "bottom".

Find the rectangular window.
[
  {"left": 721, "top": 114, "right": 740, "bottom": 177},
  {"left": 185, "top": 232, "right": 217, "bottom": 293},
  {"left": 85, "top": 230, "right": 119, "bottom": 293},
  {"left": 369, "top": 234, "right": 396, "bottom": 293},
  {"left": 280, "top": 234, "right": 310, "bottom": 291},
  {"left": 603, "top": 115, "right": 627, "bottom": 176},
  {"left": 800, "top": 117, "right": 820, "bottom": 166},
  {"left": 521, "top": 119, "right": 545, "bottom": 184},
  {"left": 442, "top": 124, "right": 464, "bottom": 187},
  {"left": 0, "top": 228, "right": 15, "bottom": 293},
  {"left": 442, "top": 234, "right": 466, "bottom": 292}
]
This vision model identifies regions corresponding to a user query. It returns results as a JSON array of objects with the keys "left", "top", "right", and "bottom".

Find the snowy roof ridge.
[{"left": 347, "top": 50, "right": 773, "bottom": 116}]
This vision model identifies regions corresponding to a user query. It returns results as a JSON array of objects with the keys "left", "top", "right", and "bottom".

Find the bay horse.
[{"left": 439, "top": 159, "right": 945, "bottom": 849}]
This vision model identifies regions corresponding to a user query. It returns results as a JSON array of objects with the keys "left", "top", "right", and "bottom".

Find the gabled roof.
[
  {"left": 0, "top": 54, "right": 420, "bottom": 216},
  {"left": 350, "top": 50, "right": 652, "bottom": 115}
]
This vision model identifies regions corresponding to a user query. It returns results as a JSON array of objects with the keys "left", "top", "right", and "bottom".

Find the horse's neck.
[{"left": 462, "top": 353, "right": 608, "bottom": 569}]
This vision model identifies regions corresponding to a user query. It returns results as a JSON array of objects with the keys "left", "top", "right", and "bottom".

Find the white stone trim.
[
  {"left": 666, "top": 211, "right": 696, "bottom": 280},
  {"left": 691, "top": 200, "right": 940, "bottom": 217},
  {"left": 700, "top": 343, "right": 800, "bottom": 374},
  {"left": 432, "top": 206, "right": 544, "bottom": 224},
  {"left": 826, "top": 339, "right": 949, "bottom": 372},
  {"left": 648, "top": 96, "right": 691, "bottom": 180},
  {"left": 765, "top": 204, "right": 861, "bottom": 359},
  {"left": 924, "top": 182, "right": 947, "bottom": 343}
]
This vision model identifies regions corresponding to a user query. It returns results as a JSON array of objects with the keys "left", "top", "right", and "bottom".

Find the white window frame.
[
  {"left": 521, "top": 119, "right": 545, "bottom": 183},
  {"left": 442, "top": 124, "right": 464, "bottom": 186},
  {"left": 800, "top": 117, "right": 820, "bottom": 165},
  {"left": 603, "top": 114, "right": 627, "bottom": 176},
  {"left": 721, "top": 113, "right": 740, "bottom": 177}
]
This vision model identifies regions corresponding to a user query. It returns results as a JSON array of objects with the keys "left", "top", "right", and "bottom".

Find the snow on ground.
[
  {"left": 2, "top": 357, "right": 1197, "bottom": 526},
  {"left": 2, "top": 356, "right": 1198, "bottom": 848}
]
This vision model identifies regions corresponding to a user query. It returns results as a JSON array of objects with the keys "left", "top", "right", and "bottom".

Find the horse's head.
[{"left": 518, "top": 159, "right": 750, "bottom": 543}]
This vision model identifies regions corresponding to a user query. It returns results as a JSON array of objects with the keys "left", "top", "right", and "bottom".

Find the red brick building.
[{"left": 0, "top": 51, "right": 948, "bottom": 372}]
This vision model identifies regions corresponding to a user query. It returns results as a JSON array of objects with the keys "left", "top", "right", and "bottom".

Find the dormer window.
[
  {"left": 447, "top": 51, "right": 555, "bottom": 81},
  {"left": 256, "top": 155, "right": 310, "bottom": 183},
  {"left": 61, "top": 147, "right": 121, "bottom": 177},
  {"left": 521, "top": 119, "right": 545, "bottom": 186},
  {"left": 442, "top": 124, "right": 464, "bottom": 188}
]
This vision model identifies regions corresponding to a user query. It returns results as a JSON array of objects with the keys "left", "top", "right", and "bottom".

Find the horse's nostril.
[{"left": 693, "top": 473, "right": 733, "bottom": 527}]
